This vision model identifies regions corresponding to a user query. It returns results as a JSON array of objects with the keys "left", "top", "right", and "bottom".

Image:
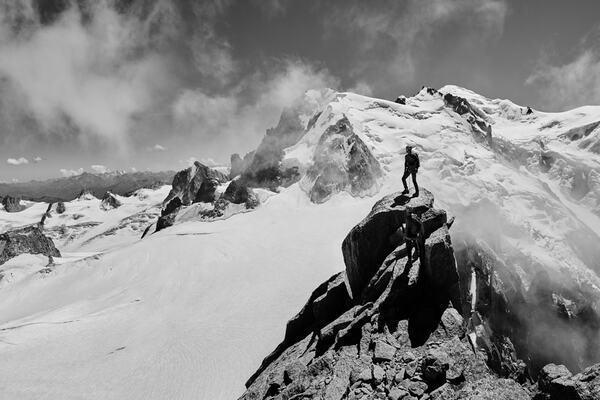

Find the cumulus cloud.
[
  {"left": 526, "top": 50, "right": 600, "bottom": 110},
  {"left": 6, "top": 157, "right": 29, "bottom": 165},
  {"left": 91, "top": 164, "right": 110, "bottom": 174},
  {"left": 33, "top": 156, "right": 42, "bottom": 163},
  {"left": 60, "top": 168, "right": 84, "bottom": 177}
]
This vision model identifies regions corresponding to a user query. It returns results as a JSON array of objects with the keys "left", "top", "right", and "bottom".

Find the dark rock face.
[
  {"left": 442, "top": 92, "right": 492, "bottom": 145},
  {"left": 162, "top": 162, "right": 228, "bottom": 207},
  {"left": 395, "top": 96, "right": 406, "bottom": 105},
  {"left": 155, "top": 197, "right": 182, "bottom": 233},
  {"left": 100, "top": 192, "right": 121, "bottom": 210},
  {"left": 222, "top": 179, "right": 260, "bottom": 209},
  {"left": 2, "top": 195, "right": 25, "bottom": 213},
  {"left": 0, "top": 225, "right": 61, "bottom": 266},
  {"left": 242, "top": 190, "right": 535, "bottom": 400},
  {"left": 342, "top": 190, "right": 435, "bottom": 298},
  {"left": 305, "top": 117, "right": 382, "bottom": 203},
  {"left": 194, "top": 179, "right": 220, "bottom": 203}
]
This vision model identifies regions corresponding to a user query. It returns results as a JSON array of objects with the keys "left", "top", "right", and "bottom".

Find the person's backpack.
[{"left": 414, "top": 153, "right": 420, "bottom": 170}]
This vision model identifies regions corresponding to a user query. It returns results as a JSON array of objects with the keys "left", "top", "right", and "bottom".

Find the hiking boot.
[
  {"left": 412, "top": 191, "right": 419, "bottom": 198},
  {"left": 402, "top": 189, "right": 409, "bottom": 195}
]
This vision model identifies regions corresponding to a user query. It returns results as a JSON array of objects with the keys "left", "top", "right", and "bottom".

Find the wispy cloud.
[
  {"left": 33, "top": 156, "right": 42, "bottom": 163},
  {"left": 526, "top": 49, "right": 600, "bottom": 110},
  {"left": 0, "top": 2, "right": 172, "bottom": 152},
  {"left": 172, "top": 58, "right": 338, "bottom": 156},
  {"left": 323, "top": 0, "right": 508, "bottom": 94},
  {"left": 6, "top": 157, "right": 29, "bottom": 165}
]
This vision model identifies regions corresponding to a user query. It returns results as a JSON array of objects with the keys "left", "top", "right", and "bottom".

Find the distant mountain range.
[{"left": 0, "top": 171, "right": 176, "bottom": 202}]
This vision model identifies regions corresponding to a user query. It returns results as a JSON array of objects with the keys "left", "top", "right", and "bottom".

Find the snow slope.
[{"left": 0, "top": 86, "right": 599, "bottom": 399}]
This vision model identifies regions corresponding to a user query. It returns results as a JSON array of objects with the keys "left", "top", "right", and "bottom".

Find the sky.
[{"left": 1, "top": 0, "right": 600, "bottom": 182}]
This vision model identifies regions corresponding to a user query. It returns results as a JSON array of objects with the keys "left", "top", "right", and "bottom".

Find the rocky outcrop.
[
  {"left": 162, "top": 162, "right": 228, "bottom": 207},
  {"left": 342, "top": 190, "right": 435, "bottom": 298},
  {"left": 303, "top": 117, "right": 383, "bottom": 203},
  {"left": 535, "top": 363, "right": 600, "bottom": 399},
  {"left": 155, "top": 197, "right": 182, "bottom": 233},
  {"left": 100, "top": 192, "right": 121, "bottom": 210},
  {"left": 222, "top": 179, "right": 260, "bottom": 209},
  {"left": 442, "top": 92, "right": 492, "bottom": 145},
  {"left": 0, "top": 225, "right": 61, "bottom": 266},
  {"left": 1, "top": 195, "right": 25, "bottom": 212},
  {"left": 241, "top": 190, "right": 535, "bottom": 400},
  {"left": 56, "top": 202, "right": 66, "bottom": 214}
]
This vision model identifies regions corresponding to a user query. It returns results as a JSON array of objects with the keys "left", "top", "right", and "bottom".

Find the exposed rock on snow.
[
  {"left": 222, "top": 179, "right": 260, "bottom": 209},
  {"left": 1, "top": 195, "right": 25, "bottom": 213},
  {"left": 100, "top": 192, "right": 122, "bottom": 210},
  {"left": 302, "top": 117, "right": 382, "bottom": 203},
  {"left": 162, "top": 161, "right": 228, "bottom": 207},
  {"left": 0, "top": 225, "right": 61, "bottom": 266},
  {"left": 56, "top": 201, "right": 66, "bottom": 214}
]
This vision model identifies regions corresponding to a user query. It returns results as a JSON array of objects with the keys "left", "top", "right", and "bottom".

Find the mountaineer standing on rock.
[
  {"left": 402, "top": 145, "right": 420, "bottom": 197},
  {"left": 405, "top": 210, "right": 425, "bottom": 265}
]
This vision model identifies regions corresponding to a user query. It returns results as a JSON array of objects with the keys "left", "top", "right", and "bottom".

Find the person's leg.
[
  {"left": 406, "top": 240, "right": 413, "bottom": 263},
  {"left": 402, "top": 170, "right": 410, "bottom": 193},
  {"left": 411, "top": 171, "right": 419, "bottom": 196}
]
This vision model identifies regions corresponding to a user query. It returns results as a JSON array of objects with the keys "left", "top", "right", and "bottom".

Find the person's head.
[{"left": 405, "top": 145, "right": 413, "bottom": 154}]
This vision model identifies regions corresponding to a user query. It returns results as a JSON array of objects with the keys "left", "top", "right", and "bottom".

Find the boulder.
[
  {"left": 0, "top": 225, "right": 61, "bottom": 266},
  {"left": 2, "top": 195, "right": 25, "bottom": 212},
  {"left": 222, "top": 179, "right": 259, "bottom": 209}
]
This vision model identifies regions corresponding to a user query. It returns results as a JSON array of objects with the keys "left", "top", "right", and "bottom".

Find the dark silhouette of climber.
[
  {"left": 405, "top": 211, "right": 425, "bottom": 265},
  {"left": 402, "top": 145, "right": 420, "bottom": 197}
]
